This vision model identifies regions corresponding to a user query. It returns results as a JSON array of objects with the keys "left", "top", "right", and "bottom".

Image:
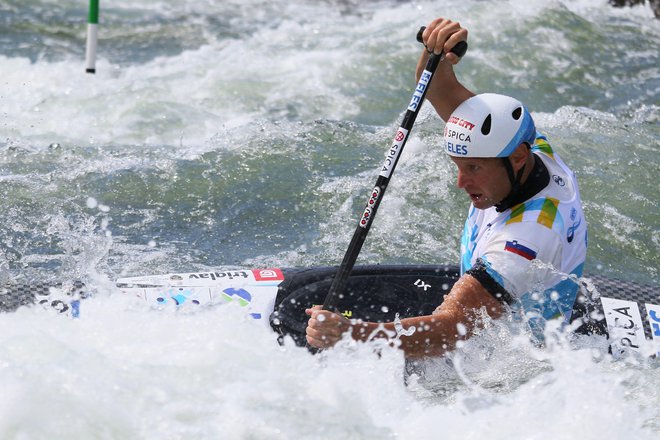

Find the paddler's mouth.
[{"left": 469, "top": 193, "right": 483, "bottom": 203}]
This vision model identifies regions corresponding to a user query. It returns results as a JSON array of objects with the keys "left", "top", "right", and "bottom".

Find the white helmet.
[{"left": 443, "top": 93, "right": 536, "bottom": 158}]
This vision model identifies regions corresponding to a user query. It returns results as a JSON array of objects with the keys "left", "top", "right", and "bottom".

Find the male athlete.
[{"left": 305, "top": 18, "right": 588, "bottom": 357}]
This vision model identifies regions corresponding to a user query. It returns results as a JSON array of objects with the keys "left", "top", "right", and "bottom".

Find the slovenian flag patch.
[{"left": 504, "top": 240, "right": 537, "bottom": 260}]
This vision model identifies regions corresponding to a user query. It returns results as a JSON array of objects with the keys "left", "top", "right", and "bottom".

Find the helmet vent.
[
  {"left": 512, "top": 107, "right": 522, "bottom": 120},
  {"left": 481, "top": 114, "right": 492, "bottom": 135}
]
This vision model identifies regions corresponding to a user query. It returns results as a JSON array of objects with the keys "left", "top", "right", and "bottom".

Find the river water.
[{"left": 1, "top": 0, "right": 659, "bottom": 438}]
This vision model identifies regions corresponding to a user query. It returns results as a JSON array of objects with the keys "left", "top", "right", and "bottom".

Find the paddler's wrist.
[{"left": 349, "top": 320, "right": 395, "bottom": 342}]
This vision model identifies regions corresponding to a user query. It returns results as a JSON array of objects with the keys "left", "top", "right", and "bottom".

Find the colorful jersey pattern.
[{"left": 460, "top": 134, "right": 588, "bottom": 340}]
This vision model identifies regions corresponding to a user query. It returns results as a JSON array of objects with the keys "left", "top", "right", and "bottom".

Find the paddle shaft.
[{"left": 322, "top": 40, "right": 466, "bottom": 311}]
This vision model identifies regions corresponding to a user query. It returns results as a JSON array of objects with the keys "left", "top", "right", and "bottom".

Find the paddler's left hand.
[{"left": 305, "top": 305, "right": 352, "bottom": 349}]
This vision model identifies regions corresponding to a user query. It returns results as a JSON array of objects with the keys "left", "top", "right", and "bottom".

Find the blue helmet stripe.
[{"left": 496, "top": 109, "right": 536, "bottom": 157}]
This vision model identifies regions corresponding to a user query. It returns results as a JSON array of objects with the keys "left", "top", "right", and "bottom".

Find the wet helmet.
[{"left": 443, "top": 93, "right": 536, "bottom": 158}]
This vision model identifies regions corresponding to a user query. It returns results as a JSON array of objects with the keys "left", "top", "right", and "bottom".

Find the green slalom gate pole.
[{"left": 85, "top": 0, "right": 99, "bottom": 73}]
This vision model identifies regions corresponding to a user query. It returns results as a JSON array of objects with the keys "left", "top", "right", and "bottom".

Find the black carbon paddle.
[{"left": 322, "top": 28, "right": 467, "bottom": 310}]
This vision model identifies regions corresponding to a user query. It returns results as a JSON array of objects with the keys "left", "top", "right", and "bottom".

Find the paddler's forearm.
[
  {"left": 349, "top": 312, "right": 464, "bottom": 358},
  {"left": 347, "top": 273, "right": 504, "bottom": 358},
  {"left": 415, "top": 50, "right": 474, "bottom": 122}
]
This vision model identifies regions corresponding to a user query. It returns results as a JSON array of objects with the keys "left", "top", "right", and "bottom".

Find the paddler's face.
[{"left": 450, "top": 156, "right": 511, "bottom": 210}]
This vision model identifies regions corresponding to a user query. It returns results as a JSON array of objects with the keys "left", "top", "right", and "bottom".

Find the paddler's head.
[{"left": 443, "top": 93, "right": 537, "bottom": 211}]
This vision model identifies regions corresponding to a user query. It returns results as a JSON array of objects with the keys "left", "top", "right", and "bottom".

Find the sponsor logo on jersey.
[
  {"left": 567, "top": 217, "right": 582, "bottom": 243},
  {"left": 585, "top": 229, "right": 588, "bottom": 247},
  {"left": 552, "top": 175, "right": 565, "bottom": 186},
  {"left": 504, "top": 240, "right": 537, "bottom": 260}
]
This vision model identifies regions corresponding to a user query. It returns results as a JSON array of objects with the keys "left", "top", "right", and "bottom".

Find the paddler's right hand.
[
  {"left": 305, "top": 305, "right": 351, "bottom": 349},
  {"left": 415, "top": 17, "right": 473, "bottom": 122},
  {"left": 419, "top": 17, "right": 468, "bottom": 65}
]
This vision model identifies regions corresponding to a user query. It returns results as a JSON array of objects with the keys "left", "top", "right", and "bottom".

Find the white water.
[
  {"left": 1, "top": 296, "right": 658, "bottom": 439},
  {"left": 1, "top": 0, "right": 659, "bottom": 438}
]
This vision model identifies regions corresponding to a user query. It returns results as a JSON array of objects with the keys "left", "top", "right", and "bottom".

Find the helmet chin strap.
[{"left": 495, "top": 158, "right": 526, "bottom": 212}]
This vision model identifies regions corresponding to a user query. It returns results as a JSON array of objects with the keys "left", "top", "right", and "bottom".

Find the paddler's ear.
[{"left": 509, "top": 143, "right": 531, "bottom": 172}]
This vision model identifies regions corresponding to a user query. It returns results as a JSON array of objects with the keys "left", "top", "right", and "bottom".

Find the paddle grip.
[{"left": 416, "top": 26, "right": 468, "bottom": 58}]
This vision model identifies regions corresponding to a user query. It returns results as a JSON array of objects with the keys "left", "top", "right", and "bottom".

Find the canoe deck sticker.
[
  {"left": 600, "top": 297, "right": 653, "bottom": 356},
  {"left": 116, "top": 269, "right": 285, "bottom": 323},
  {"left": 251, "top": 269, "right": 284, "bottom": 284},
  {"left": 645, "top": 303, "right": 660, "bottom": 357}
]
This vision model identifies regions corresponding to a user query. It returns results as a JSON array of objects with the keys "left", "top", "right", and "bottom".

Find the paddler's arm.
[
  {"left": 416, "top": 17, "right": 475, "bottom": 121},
  {"left": 305, "top": 274, "right": 505, "bottom": 359}
]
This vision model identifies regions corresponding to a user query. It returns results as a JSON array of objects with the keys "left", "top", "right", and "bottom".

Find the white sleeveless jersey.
[{"left": 460, "top": 134, "right": 588, "bottom": 335}]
